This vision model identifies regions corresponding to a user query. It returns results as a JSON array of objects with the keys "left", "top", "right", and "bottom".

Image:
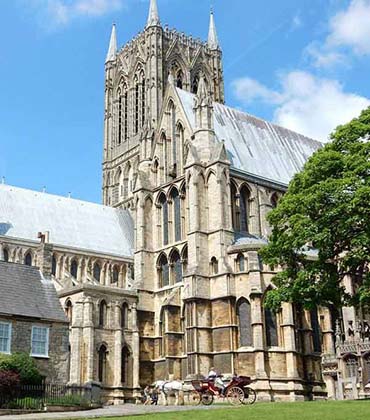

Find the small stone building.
[{"left": 0, "top": 261, "right": 69, "bottom": 383}]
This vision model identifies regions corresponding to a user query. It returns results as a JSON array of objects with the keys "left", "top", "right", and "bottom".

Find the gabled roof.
[
  {"left": 0, "top": 261, "right": 68, "bottom": 322},
  {"left": 176, "top": 88, "right": 322, "bottom": 186},
  {"left": 0, "top": 184, "right": 134, "bottom": 258}
]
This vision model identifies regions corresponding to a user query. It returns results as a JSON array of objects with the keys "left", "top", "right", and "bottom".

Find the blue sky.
[{"left": 1, "top": 0, "right": 370, "bottom": 203}]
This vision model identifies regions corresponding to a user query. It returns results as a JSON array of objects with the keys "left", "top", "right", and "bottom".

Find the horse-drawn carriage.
[
  {"left": 153, "top": 375, "right": 256, "bottom": 406},
  {"left": 191, "top": 375, "right": 256, "bottom": 406}
]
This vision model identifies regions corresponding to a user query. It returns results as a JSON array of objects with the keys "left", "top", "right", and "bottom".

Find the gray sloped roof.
[
  {"left": 0, "top": 261, "right": 68, "bottom": 322},
  {"left": 176, "top": 88, "right": 322, "bottom": 186},
  {"left": 0, "top": 184, "right": 134, "bottom": 258}
]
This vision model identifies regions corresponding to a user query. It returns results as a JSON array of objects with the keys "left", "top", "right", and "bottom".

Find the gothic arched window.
[
  {"left": 192, "top": 74, "right": 199, "bottom": 94},
  {"left": 112, "top": 266, "right": 119, "bottom": 283},
  {"left": 170, "top": 250, "right": 182, "bottom": 284},
  {"left": 265, "top": 306, "right": 278, "bottom": 347},
  {"left": 159, "top": 193, "right": 169, "bottom": 246},
  {"left": 237, "top": 298, "right": 252, "bottom": 347},
  {"left": 134, "top": 76, "right": 139, "bottom": 134},
  {"left": 121, "top": 346, "right": 130, "bottom": 385},
  {"left": 210, "top": 257, "right": 218, "bottom": 275},
  {"left": 65, "top": 300, "right": 73, "bottom": 322},
  {"left": 70, "top": 260, "right": 78, "bottom": 279},
  {"left": 3, "top": 248, "right": 9, "bottom": 262},
  {"left": 121, "top": 303, "right": 128, "bottom": 329},
  {"left": 153, "top": 159, "right": 159, "bottom": 186},
  {"left": 123, "top": 162, "right": 132, "bottom": 198},
  {"left": 344, "top": 354, "right": 359, "bottom": 378},
  {"left": 99, "top": 300, "right": 107, "bottom": 327},
  {"left": 182, "top": 245, "right": 188, "bottom": 275},
  {"left": 271, "top": 193, "right": 279, "bottom": 209},
  {"left": 236, "top": 253, "right": 245, "bottom": 272},
  {"left": 168, "top": 101, "right": 177, "bottom": 172},
  {"left": 158, "top": 254, "right": 169, "bottom": 287},
  {"left": 51, "top": 255, "right": 57, "bottom": 276},
  {"left": 98, "top": 344, "right": 107, "bottom": 383},
  {"left": 24, "top": 252, "right": 32, "bottom": 266},
  {"left": 176, "top": 70, "right": 183, "bottom": 89},
  {"left": 239, "top": 185, "right": 251, "bottom": 233},
  {"left": 93, "top": 263, "right": 101, "bottom": 283},
  {"left": 118, "top": 88, "right": 122, "bottom": 145},
  {"left": 230, "top": 182, "right": 239, "bottom": 231},
  {"left": 311, "top": 307, "right": 322, "bottom": 353},
  {"left": 141, "top": 72, "right": 146, "bottom": 128},
  {"left": 171, "top": 188, "right": 181, "bottom": 242}
]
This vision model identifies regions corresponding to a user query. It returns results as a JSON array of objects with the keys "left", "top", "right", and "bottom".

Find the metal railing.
[{"left": 0, "top": 383, "right": 101, "bottom": 410}]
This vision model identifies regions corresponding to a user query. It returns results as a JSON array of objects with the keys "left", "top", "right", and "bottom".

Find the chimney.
[{"left": 36, "top": 231, "right": 53, "bottom": 278}]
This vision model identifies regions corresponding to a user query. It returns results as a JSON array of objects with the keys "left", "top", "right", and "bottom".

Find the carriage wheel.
[
  {"left": 227, "top": 386, "right": 244, "bottom": 405},
  {"left": 243, "top": 387, "right": 257, "bottom": 405},
  {"left": 201, "top": 391, "right": 214, "bottom": 406},
  {"left": 188, "top": 391, "right": 201, "bottom": 406}
]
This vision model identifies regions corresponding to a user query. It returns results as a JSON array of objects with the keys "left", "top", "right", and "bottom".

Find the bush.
[
  {"left": 0, "top": 370, "right": 20, "bottom": 398},
  {"left": 0, "top": 353, "right": 42, "bottom": 385},
  {"left": 45, "top": 394, "right": 88, "bottom": 407},
  {"left": 6, "top": 397, "right": 43, "bottom": 410}
]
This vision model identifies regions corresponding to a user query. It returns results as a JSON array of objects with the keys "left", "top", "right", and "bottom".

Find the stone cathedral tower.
[
  {"left": 102, "top": 0, "right": 224, "bottom": 209},
  {"left": 101, "top": 0, "right": 329, "bottom": 401}
]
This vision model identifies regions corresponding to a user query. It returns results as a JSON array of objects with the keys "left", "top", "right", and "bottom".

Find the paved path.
[{"left": 0, "top": 403, "right": 230, "bottom": 420}]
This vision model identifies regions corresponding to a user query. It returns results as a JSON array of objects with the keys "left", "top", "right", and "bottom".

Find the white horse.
[{"left": 153, "top": 380, "right": 191, "bottom": 406}]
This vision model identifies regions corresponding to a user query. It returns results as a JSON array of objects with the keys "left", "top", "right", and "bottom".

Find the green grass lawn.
[{"left": 75, "top": 400, "right": 370, "bottom": 420}]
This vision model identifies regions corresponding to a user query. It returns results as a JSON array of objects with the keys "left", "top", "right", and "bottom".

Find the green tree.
[
  {"left": 260, "top": 107, "right": 370, "bottom": 311},
  {"left": 0, "top": 353, "right": 42, "bottom": 385}
]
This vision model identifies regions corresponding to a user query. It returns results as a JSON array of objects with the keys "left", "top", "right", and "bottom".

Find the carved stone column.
[
  {"left": 282, "top": 302, "right": 299, "bottom": 379},
  {"left": 69, "top": 299, "right": 84, "bottom": 384},
  {"left": 131, "top": 302, "right": 140, "bottom": 391},
  {"left": 83, "top": 297, "right": 95, "bottom": 383},
  {"left": 113, "top": 302, "right": 123, "bottom": 387}
]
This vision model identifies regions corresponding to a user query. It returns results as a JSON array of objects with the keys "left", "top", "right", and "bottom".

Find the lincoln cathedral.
[{"left": 1, "top": 0, "right": 369, "bottom": 403}]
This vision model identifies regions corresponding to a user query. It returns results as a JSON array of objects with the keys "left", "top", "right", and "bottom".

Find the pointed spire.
[
  {"left": 208, "top": 10, "right": 219, "bottom": 50},
  {"left": 147, "top": 0, "right": 160, "bottom": 28},
  {"left": 106, "top": 24, "right": 117, "bottom": 63}
]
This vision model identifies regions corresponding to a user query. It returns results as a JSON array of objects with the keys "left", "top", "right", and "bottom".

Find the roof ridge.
[
  {"left": 175, "top": 87, "right": 322, "bottom": 145},
  {"left": 0, "top": 183, "right": 123, "bottom": 212}
]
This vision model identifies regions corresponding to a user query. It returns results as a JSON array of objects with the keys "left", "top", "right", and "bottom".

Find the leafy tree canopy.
[
  {"left": 0, "top": 353, "right": 42, "bottom": 385},
  {"left": 260, "top": 107, "right": 370, "bottom": 311}
]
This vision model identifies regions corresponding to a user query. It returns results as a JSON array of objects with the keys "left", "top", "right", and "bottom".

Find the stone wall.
[{"left": 0, "top": 316, "right": 69, "bottom": 384}]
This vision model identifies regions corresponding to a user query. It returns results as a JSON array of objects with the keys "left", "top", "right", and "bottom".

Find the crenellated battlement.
[{"left": 163, "top": 25, "right": 209, "bottom": 50}]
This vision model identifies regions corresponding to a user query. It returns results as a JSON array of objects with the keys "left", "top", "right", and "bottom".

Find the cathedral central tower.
[{"left": 102, "top": 0, "right": 224, "bottom": 208}]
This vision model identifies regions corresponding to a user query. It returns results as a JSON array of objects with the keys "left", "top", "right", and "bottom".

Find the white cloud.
[
  {"left": 304, "top": 42, "right": 346, "bottom": 68},
  {"left": 230, "top": 78, "right": 281, "bottom": 104},
  {"left": 307, "top": 0, "right": 370, "bottom": 66},
  {"left": 24, "top": 0, "right": 124, "bottom": 26},
  {"left": 232, "top": 71, "right": 370, "bottom": 142},
  {"left": 327, "top": 0, "right": 370, "bottom": 55}
]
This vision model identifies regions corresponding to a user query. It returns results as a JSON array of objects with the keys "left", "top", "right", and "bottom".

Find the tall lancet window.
[
  {"left": 265, "top": 307, "right": 278, "bottom": 347},
  {"left": 192, "top": 74, "right": 199, "bottom": 94},
  {"left": 120, "top": 83, "right": 128, "bottom": 142},
  {"left": 118, "top": 88, "right": 122, "bottom": 145},
  {"left": 140, "top": 71, "right": 146, "bottom": 128},
  {"left": 239, "top": 185, "right": 251, "bottom": 233},
  {"left": 159, "top": 193, "right": 169, "bottom": 246},
  {"left": 237, "top": 298, "right": 252, "bottom": 347},
  {"left": 171, "top": 188, "right": 181, "bottom": 242},
  {"left": 134, "top": 76, "right": 139, "bottom": 134},
  {"left": 176, "top": 70, "right": 183, "bottom": 89},
  {"left": 124, "top": 89, "right": 128, "bottom": 140},
  {"left": 168, "top": 101, "right": 176, "bottom": 171}
]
